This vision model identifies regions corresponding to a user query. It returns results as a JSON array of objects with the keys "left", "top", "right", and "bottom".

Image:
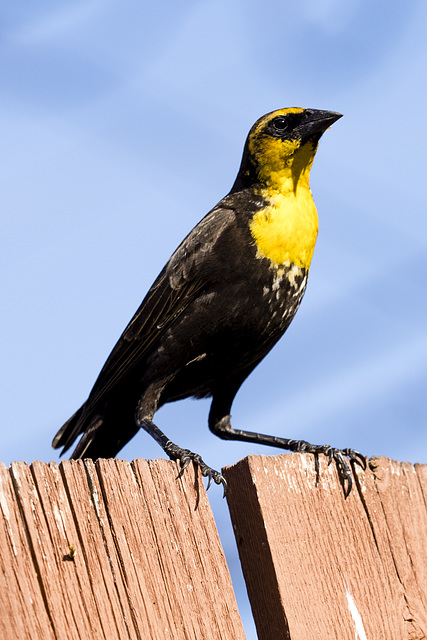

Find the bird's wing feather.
[{"left": 83, "top": 205, "right": 236, "bottom": 412}]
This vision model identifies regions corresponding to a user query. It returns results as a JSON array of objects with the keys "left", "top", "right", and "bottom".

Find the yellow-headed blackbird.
[{"left": 53, "top": 108, "right": 365, "bottom": 496}]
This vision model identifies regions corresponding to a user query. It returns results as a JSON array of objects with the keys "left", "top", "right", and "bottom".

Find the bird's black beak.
[{"left": 297, "top": 109, "right": 343, "bottom": 139}]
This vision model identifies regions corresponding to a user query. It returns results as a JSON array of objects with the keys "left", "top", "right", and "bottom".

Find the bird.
[{"left": 53, "top": 107, "right": 366, "bottom": 497}]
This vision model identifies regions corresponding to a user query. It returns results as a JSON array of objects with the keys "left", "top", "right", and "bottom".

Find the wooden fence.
[{"left": 0, "top": 454, "right": 426, "bottom": 639}]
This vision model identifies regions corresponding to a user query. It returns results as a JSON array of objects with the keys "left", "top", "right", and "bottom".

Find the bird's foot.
[
  {"left": 164, "top": 441, "right": 227, "bottom": 496},
  {"left": 289, "top": 440, "right": 366, "bottom": 498}
]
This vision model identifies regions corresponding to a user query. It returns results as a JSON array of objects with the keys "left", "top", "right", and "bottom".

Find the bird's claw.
[
  {"left": 331, "top": 449, "right": 353, "bottom": 498},
  {"left": 320, "top": 445, "right": 366, "bottom": 498},
  {"left": 277, "top": 439, "right": 365, "bottom": 497},
  {"left": 344, "top": 448, "right": 367, "bottom": 470},
  {"left": 291, "top": 440, "right": 365, "bottom": 498},
  {"left": 179, "top": 454, "right": 192, "bottom": 472},
  {"left": 198, "top": 458, "right": 227, "bottom": 497},
  {"left": 322, "top": 445, "right": 334, "bottom": 466},
  {"left": 201, "top": 468, "right": 227, "bottom": 495},
  {"left": 167, "top": 445, "right": 227, "bottom": 496}
]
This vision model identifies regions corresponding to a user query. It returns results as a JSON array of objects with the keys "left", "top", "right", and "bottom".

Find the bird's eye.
[{"left": 272, "top": 117, "right": 288, "bottom": 131}]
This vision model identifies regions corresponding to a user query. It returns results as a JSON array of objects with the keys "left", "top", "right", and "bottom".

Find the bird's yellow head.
[
  {"left": 232, "top": 107, "right": 342, "bottom": 194},
  {"left": 234, "top": 108, "right": 342, "bottom": 270}
]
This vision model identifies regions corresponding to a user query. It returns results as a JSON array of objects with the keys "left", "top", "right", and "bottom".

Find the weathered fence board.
[
  {"left": 2, "top": 453, "right": 426, "bottom": 640},
  {"left": 223, "top": 453, "right": 427, "bottom": 640},
  {"left": 0, "top": 458, "right": 246, "bottom": 640}
]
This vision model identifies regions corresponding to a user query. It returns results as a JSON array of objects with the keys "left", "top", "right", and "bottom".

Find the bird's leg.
[
  {"left": 209, "top": 398, "right": 366, "bottom": 498},
  {"left": 135, "top": 402, "right": 227, "bottom": 494}
]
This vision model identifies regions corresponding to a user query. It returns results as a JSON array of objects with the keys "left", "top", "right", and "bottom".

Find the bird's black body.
[
  {"left": 53, "top": 108, "right": 365, "bottom": 496},
  {"left": 55, "top": 189, "right": 306, "bottom": 458}
]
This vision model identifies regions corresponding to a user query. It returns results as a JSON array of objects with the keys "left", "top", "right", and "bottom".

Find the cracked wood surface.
[
  {"left": 223, "top": 454, "right": 427, "bottom": 640},
  {"left": 0, "top": 458, "right": 245, "bottom": 640}
]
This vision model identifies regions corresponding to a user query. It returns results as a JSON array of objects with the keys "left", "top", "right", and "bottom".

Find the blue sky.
[{"left": 1, "top": 2, "right": 427, "bottom": 637}]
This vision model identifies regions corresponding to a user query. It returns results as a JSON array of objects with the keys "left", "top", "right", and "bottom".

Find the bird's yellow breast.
[
  {"left": 249, "top": 185, "right": 318, "bottom": 270},
  {"left": 248, "top": 134, "right": 319, "bottom": 270}
]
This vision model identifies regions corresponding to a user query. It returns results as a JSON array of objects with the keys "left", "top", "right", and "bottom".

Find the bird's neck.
[{"left": 249, "top": 179, "right": 319, "bottom": 271}]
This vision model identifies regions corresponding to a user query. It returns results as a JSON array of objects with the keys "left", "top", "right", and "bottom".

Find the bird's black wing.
[{"left": 81, "top": 205, "right": 237, "bottom": 414}]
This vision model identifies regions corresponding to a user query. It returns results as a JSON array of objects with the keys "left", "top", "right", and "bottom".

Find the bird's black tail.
[
  {"left": 52, "top": 405, "right": 86, "bottom": 455},
  {"left": 52, "top": 403, "right": 139, "bottom": 460}
]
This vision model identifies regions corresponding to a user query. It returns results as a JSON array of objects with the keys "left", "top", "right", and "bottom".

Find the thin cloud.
[
  {"left": 5, "top": 2, "right": 102, "bottom": 47},
  {"left": 259, "top": 331, "right": 427, "bottom": 434}
]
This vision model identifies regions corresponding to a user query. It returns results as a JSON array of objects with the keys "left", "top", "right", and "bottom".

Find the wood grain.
[
  {"left": 0, "top": 458, "right": 245, "bottom": 640},
  {"left": 223, "top": 453, "right": 427, "bottom": 640}
]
